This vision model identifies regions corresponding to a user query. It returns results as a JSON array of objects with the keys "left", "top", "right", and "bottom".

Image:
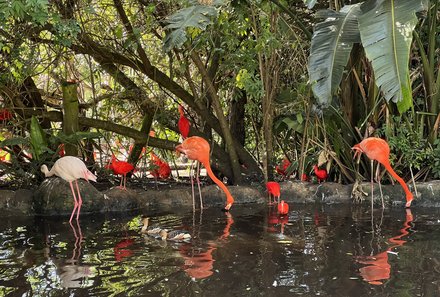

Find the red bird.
[
  {"left": 301, "top": 173, "right": 309, "bottom": 182},
  {"left": 277, "top": 200, "right": 289, "bottom": 215},
  {"left": 276, "top": 158, "right": 291, "bottom": 178},
  {"left": 176, "top": 136, "right": 234, "bottom": 211},
  {"left": 266, "top": 181, "right": 280, "bottom": 205},
  {"left": 150, "top": 152, "right": 171, "bottom": 179},
  {"left": 0, "top": 109, "right": 12, "bottom": 121},
  {"left": 352, "top": 137, "right": 414, "bottom": 208},
  {"left": 314, "top": 165, "right": 328, "bottom": 183},
  {"left": 178, "top": 105, "right": 190, "bottom": 139},
  {"left": 107, "top": 155, "right": 135, "bottom": 190},
  {"left": 58, "top": 143, "right": 65, "bottom": 157}
]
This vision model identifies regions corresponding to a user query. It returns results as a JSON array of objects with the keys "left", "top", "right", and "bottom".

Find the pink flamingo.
[
  {"left": 176, "top": 136, "right": 234, "bottom": 211},
  {"left": 41, "top": 156, "right": 97, "bottom": 222}
]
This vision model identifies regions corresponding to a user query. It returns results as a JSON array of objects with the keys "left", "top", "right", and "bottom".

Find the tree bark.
[{"left": 61, "top": 80, "right": 79, "bottom": 156}]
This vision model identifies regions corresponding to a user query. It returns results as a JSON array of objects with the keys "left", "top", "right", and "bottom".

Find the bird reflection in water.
[
  {"left": 355, "top": 208, "right": 413, "bottom": 285},
  {"left": 57, "top": 220, "right": 94, "bottom": 288},
  {"left": 179, "top": 212, "right": 234, "bottom": 280}
]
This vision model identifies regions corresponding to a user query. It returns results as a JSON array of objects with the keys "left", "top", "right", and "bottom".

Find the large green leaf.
[
  {"left": 30, "top": 115, "right": 48, "bottom": 160},
  {"left": 359, "top": 0, "right": 425, "bottom": 113},
  {"left": 308, "top": 4, "right": 362, "bottom": 107},
  {"left": 163, "top": 0, "right": 224, "bottom": 52}
]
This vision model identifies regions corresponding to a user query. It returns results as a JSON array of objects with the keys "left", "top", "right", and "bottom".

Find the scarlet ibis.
[
  {"left": 313, "top": 165, "right": 328, "bottom": 183},
  {"left": 277, "top": 200, "right": 289, "bottom": 215},
  {"left": 107, "top": 155, "right": 134, "bottom": 190},
  {"left": 266, "top": 181, "right": 280, "bottom": 205}
]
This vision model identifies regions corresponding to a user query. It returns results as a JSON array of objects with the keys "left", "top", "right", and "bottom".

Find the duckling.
[
  {"left": 140, "top": 217, "right": 164, "bottom": 236},
  {"left": 158, "top": 229, "right": 191, "bottom": 241}
]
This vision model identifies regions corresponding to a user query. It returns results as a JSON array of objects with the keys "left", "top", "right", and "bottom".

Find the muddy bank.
[{"left": 0, "top": 179, "right": 438, "bottom": 217}]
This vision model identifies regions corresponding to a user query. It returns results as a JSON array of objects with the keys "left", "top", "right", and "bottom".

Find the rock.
[
  {"left": 101, "top": 187, "right": 141, "bottom": 211},
  {"left": 33, "top": 178, "right": 106, "bottom": 216},
  {"left": 0, "top": 189, "right": 33, "bottom": 215}
]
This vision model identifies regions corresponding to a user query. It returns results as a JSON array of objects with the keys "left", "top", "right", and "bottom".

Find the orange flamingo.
[
  {"left": 41, "top": 156, "right": 97, "bottom": 222},
  {"left": 313, "top": 165, "right": 328, "bottom": 183},
  {"left": 176, "top": 136, "right": 234, "bottom": 211},
  {"left": 107, "top": 155, "right": 134, "bottom": 190},
  {"left": 352, "top": 137, "right": 414, "bottom": 208},
  {"left": 356, "top": 208, "right": 413, "bottom": 285},
  {"left": 266, "top": 181, "right": 280, "bottom": 205},
  {"left": 178, "top": 105, "right": 190, "bottom": 139}
]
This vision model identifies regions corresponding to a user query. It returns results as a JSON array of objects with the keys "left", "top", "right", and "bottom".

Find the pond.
[{"left": 1, "top": 204, "right": 440, "bottom": 296}]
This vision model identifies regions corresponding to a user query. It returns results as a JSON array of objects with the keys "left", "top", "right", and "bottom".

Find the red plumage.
[
  {"left": 0, "top": 109, "right": 13, "bottom": 121},
  {"left": 266, "top": 181, "right": 281, "bottom": 205},
  {"left": 150, "top": 153, "right": 171, "bottom": 179},
  {"left": 276, "top": 158, "right": 291, "bottom": 177},
  {"left": 178, "top": 105, "right": 190, "bottom": 139},
  {"left": 107, "top": 155, "right": 134, "bottom": 190},
  {"left": 277, "top": 200, "right": 289, "bottom": 215},
  {"left": 314, "top": 165, "right": 328, "bottom": 183}
]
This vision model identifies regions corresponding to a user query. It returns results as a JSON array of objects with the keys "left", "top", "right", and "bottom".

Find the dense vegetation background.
[{"left": 0, "top": 0, "right": 439, "bottom": 189}]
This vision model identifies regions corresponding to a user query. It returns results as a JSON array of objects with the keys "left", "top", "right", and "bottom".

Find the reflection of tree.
[{"left": 355, "top": 209, "right": 413, "bottom": 285}]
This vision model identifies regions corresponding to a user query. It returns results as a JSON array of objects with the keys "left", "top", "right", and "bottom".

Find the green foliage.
[
  {"left": 308, "top": 0, "right": 426, "bottom": 112},
  {"left": 432, "top": 140, "right": 440, "bottom": 179},
  {"left": 163, "top": 0, "right": 225, "bottom": 52},
  {"left": 30, "top": 116, "right": 49, "bottom": 160}
]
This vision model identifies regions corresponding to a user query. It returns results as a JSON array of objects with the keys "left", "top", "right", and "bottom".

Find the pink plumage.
[{"left": 41, "top": 156, "right": 96, "bottom": 222}]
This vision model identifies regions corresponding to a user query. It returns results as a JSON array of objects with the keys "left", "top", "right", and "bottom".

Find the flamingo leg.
[
  {"left": 69, "top": 181, "right": 79, "bottom": 223},
  {"left": 376, "top": 163, "right": 384, "bottom": 209},
  {"left": 75, "top": 180, "right": 83, "bottom": 221},
  {"left": 190, "top": 160, "right": 195, "bottom": 212},
  {"left": 370, "top": 160, "right": 374, "bottom": 212},
  {"left": 196, "top": 162, "right": 203, "bottom": 210}
]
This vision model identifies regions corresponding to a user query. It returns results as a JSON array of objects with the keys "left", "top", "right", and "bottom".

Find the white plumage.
[{"left": 41, "top": 156, "right": 97, "bottom": 222}]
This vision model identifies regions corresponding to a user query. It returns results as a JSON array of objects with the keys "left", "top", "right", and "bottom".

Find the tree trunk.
[{"left": 61, "top": 80, "right": 79, "bottom": 156}]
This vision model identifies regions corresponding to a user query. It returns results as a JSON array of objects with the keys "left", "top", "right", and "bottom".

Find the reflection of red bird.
[
  {"left": 176, "top": 136, "right": 234, "bottom": 211},
  {"left": 356, "top": 209, "right": 413, "bottom": 285},
  {"left": 107, "top": 155, "right": 134, "bottom": 190},
  {"left": 313, "top": 165, "right": 328, "bottom": 183},
  {"left": 41, "top": 156, "right": 97, "bottom": 222},
  {"left": 178, "top": 105, "right": 190, "bottom": 139},
  {"left": 114, "top": 238, "right": 134, "bottom": 262},
  {"left": 150, "top": 152, "right": 171, "bottom": 179},
  {"left": 266, "top": 181, "right": 280, "bottom": 205},
  {"left": 277, "top": 200, "right": 289, "bottom": 215},
  {"left": 276, "top": 158, "right": 291, "bottom": 178},
  {"left": 352, "top": 137, "right": 414, "bottom": 208}
]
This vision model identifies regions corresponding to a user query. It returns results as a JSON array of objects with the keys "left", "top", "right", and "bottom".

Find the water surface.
[{"left": 1, "top": 204, "right": 440, "bottom": 296}]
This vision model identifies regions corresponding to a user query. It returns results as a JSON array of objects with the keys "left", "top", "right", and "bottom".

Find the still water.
[{"left": 1, "top": 204, "right": 440, "bottom": 296}]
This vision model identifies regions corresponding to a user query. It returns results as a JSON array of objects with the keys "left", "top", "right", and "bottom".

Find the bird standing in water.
[
  {"left": 352, "top": 137, "right": 414, "bottom": 208},
  {"left": 158, "top": 229, "right": 191, "bottom": 241},
  {"left": 41, "top": 156, "right": 97, "bottom": 222},
  {"left": 266, "top": 181, "right": 281, "bottom": 205},
  {"left": 176, "top": 136, "right": 235, "bottom": 211},
  {"left": 107, "top": 155, "right": 134, "bottom": 190},
  {"left": 277, "top": 200, "right": 289, "bottom": 215}
]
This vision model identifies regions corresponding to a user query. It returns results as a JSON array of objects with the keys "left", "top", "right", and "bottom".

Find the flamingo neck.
[
  {"left": 380, "top": 159, "right": 413, "bottom": 203},
  {"left": 202, "top": 161, "right": 234, "bottom": 206},
  {"left": 41, "top": 165, "right": 54, "bottom": 177}
]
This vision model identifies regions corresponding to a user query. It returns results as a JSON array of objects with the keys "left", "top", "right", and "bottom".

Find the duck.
[
  {"left": 158, "top": 229, "right": 191, "bottom": 241},
  {"left": 140, "top": 217, "right": 164, "bottom": 236}
]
